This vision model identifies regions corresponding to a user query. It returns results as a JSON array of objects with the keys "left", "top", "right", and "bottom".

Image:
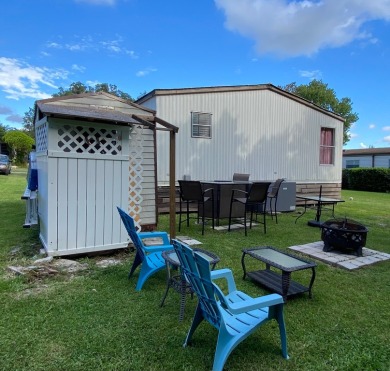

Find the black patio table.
[
  {"left": 295, "top": 186, "right": 344, "bottom": 227},
  {"left": 241, "top": 246, "right": 317, "bottom": 301},
  {"left": 200, "top": 180, "right": 252, "bottom": 225}
]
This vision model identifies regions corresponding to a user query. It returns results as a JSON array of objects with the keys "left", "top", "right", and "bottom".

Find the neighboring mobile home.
[
  {"left": 32, "top": 92, "right": 177, "bottom": 256},
  {"left": 342, "top": 147, "right": 390, "bottom": 168},
  {"left": 136, "top": 84, "right": 345, "bottom": 199}
]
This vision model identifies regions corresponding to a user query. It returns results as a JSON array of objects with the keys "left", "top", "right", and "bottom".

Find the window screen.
[{"left": 191, "top": 112, "right": 212, "bottom": 138}]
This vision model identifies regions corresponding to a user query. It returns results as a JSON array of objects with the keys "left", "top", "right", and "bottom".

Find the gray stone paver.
[{"left": 288, "top": 241, "right": 389, "bottom": 270}]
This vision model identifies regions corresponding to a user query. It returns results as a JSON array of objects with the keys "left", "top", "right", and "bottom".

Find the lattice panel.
[
  {"left": 36, "top": 123, "right": 48, "bottom": 152},
  {"left": 57, "top": 125, "right": 122, "bottom": 155},
  {"left": 128, "top": 125, "right": 144, "bottom": 228}
]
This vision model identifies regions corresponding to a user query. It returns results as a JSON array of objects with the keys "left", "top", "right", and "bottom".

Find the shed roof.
[
  {"left": 136, "top": 83, "right": 345, "bottom": 122},
  {"left": 35, "top": 92, "right": 178, "bottom": 132},
  {"left": 343, "top": 147, "right": 390, "bottom": 156}
]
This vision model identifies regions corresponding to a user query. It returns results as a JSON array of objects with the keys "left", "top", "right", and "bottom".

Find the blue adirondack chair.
[
  {"left": 172, "top": 239, "right": 289, "bottom": 371},
  {"left": 117, "top": 207, "right": 173, "bottom": 291}
]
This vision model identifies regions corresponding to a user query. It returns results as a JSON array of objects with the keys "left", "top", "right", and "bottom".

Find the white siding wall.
[
  {"left": 151, "top": 90, "right": 343, "bottom": 185},
  {"left": 37, "top": 117, "right": 158, "bottom": 256},
  {"left": 376, "top": 156, "right": 390, "bottom": 168},
  {"left": 343, "top": 155, "right": 390, "bottom": 168}
]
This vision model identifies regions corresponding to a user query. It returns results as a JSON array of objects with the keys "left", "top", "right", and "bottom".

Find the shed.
[
  {"left": 342, "top": 147, "right": 390, "bottom": 168},
  {"left": 33, "top": 92, "right": 178, "bottom": 256},
  {"left": 136, "top": 84, "right": 345, "bottom": 199}
]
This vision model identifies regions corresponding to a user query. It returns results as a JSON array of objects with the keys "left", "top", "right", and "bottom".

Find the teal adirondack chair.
[
  {"left": 172, "top": 239, "right": 289, "bottom": 371},
  {"left": 117, "top": 207, "right": 172, "bottom": 291}
]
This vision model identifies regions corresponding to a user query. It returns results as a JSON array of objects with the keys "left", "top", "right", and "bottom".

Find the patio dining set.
[{"left": 177, "top": 174, "right": 286, "bottom": 236}]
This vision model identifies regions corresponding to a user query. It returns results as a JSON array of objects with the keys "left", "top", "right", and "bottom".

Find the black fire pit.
[{"left": 321, "top": 218, "right": 368, "bottom": 257}]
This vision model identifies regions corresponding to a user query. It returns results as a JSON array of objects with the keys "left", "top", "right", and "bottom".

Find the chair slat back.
[
  {"left": 248, "top": 182, "right": 271, "bottom": 203},
  {"left": 178, "top": 180, "right": 203, "bottom": 201},
  {"left": 173, "top": 239, "right": 221, "bottom": 328},
  {"left": 233, "top": 173, "right": 250, "bottom": 181},
  {"left": 117, "top": 207, "right": 145, "bottom": 260},
  {"left": 268, "top": 178, "right": 285, "bottom": 197}
]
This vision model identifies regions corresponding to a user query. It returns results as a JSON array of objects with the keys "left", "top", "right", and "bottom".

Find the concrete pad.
[
  {"left": 214, "top": 222, "right": 259, "bottom": 231},
  {"left": 288, "top": 241, "right": 389, "bottom": 270},
  {"left": 176, "top": 236, "right": 202, "bottom": 246}
]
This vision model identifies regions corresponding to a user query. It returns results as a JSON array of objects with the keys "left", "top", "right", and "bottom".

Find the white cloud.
[
  {"left": 299, "top": 69, "right": 322, "bottom": 79},
  {"left": 215, "top": 0, "right": 390, "bottom": 57},
  {"left": 369, "top": 124, "right": 375, "bottom": 129},
  {"left": 72, "top": 64, "right": 86, "bottom": 72},
  {"left": 383, "top": 126, "right": 390, "bottom": 131},
  {"left": 0, "top": 57, "right": 69, "bottom": 100},
  {"left": 136, "top": 68, "right": 157, "bottom": 77},
  {"left": 86, "top": 80, "right": 101, "bottom": 86},
  {"left": 349, "top": 132, "right": 358, "bottom": 138},
  {"left": 384, "top": 136, "right": 390, "bottom": 143},
  {"left": 360, "top": 142, "right": 368, "bottom": 148},
  {"left": 46, "top": 35, "right": 138, "bottom": 58}
]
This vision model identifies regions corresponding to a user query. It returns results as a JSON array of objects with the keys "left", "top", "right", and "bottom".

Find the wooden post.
[{"left": 169, "top": 130, "right": 176, "bottom": 240}]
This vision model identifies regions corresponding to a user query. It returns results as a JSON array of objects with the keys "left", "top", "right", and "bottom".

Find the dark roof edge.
[
  {"left": 343, "top": 147, "right": 390, "bottom": 155},
  {"left": 136, "top": 83, "right": 345, "bottom": 122}
]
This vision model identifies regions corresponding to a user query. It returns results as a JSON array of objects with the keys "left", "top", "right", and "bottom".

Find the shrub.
[{"left": 342, "top": 168, "right": 390, "bottom": 192}]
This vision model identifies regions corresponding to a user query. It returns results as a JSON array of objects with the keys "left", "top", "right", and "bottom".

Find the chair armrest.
[
  {"left": 139, "top": 231, "right": 172, "bottom": 252},
  {"left": 144, "top": 245, "right": 173, "bottom": 253},
  {"left": 231, "top": 189, "right": 248, "bottom": 198},
  {"left": 224, "top": 293, "right": 284, "bottom": 314},
  {"left": 203, "top": 188, "right": 214, "bottom": 197},
  {"left": 139, "top": 231, "right": 171, "bottom": 245},
  {"left": 211, "top": 268, "right": 237, "bottom": 293}
]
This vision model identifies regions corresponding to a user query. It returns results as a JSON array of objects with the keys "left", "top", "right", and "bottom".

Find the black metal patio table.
[
  {"left": 241, "top": 246, "right": 317, "bottom": 301},
  {"left": 200, "top": 180, "right": 251, "bottom": 225},
  {"left": 295, "top": 186, "right": 344, "bottom": 227}
]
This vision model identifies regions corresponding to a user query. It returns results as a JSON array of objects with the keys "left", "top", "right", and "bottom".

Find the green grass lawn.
[{"left": 1, "top": 171, "right": 389, "bottom": 371}]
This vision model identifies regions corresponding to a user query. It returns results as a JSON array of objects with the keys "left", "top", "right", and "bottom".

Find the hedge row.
[{"left": 342, "top": 168, "right": 390, "bottom": 192}]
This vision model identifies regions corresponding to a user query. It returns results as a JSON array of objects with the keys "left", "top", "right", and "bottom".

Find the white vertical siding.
[
  {"left": 39, "top": 120, "right": 134, "bottom": 256},
  {"left": 151, "top": 89, "right": 343, "bottom": 185},
  {"left": 375, "top": 156, "right": 390, "bottom": 168},
  {"left": 342, "top": 154, "right": 390, "bottom": 168}
]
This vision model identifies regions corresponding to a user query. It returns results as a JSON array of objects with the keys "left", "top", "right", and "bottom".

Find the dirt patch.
[{"left": 6, "top": 248, "right": 132, "bottom": 297}]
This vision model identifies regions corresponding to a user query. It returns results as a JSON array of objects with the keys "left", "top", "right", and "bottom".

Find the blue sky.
[{"left": 0, "top": 0, "right": 389, "bottom": 149}]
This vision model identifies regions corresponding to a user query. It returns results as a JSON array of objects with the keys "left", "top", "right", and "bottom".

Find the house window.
[
  {"left": 191, "top": 112, "right": 212, "bottom": 139},
  {"left": 346, "top": 160, "right": 359, "bottom": 168},
  {"left": 320, "top": 127, "right": 335, "bottom": 165}
]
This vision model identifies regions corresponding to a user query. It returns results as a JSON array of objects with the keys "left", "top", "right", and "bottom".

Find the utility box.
[{"left": 267, "top": 181, "right": 296, "bottom": 212}]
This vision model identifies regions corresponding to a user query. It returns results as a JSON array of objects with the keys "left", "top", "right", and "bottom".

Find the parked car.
[{"left": 0, "top": 154, "right": 11, "bottom": 175}]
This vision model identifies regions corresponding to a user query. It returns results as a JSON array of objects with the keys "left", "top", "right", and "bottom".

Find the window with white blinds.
[{"left": 191, "top": 112, "right": 212, "bottom": 138}]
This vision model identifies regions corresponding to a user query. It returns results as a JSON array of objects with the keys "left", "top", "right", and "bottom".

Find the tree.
[
  {"left": 52, "top": 81, "right": 92, "bottom": 97},
  {"left": 52, "top": 81, "right": 134, "bottom": 101},
  {"left": 22, "top": 82, "right": 134, "bottom": 140},
  {"left": 280, "top": 80, "right": 358, "bottom": 144},
  {"left": 94, "top": 83, "right": 133, "bottom": 101},
  {"left": 22, "top": 107, "right": 35, "bottom": 139},
  {"left": 3, "top": 130, "right": 34, "bottom": 165},
  {"left": 0, "top": 123, "right": 11, "bottom": 141}
]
